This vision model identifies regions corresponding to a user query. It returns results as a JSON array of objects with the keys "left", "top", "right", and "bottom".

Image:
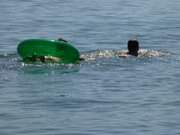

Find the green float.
[{"left": 17, "top": 39, "right": 80, "bottom": 64}]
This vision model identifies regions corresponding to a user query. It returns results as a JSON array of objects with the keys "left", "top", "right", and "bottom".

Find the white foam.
[{"left": 81, "top": 49, "right": 167, "bottom": 61}]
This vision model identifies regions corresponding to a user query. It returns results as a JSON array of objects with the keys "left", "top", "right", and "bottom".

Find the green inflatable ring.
[{"left": 17, "top": 39, "right": 80, "bottom": 64}]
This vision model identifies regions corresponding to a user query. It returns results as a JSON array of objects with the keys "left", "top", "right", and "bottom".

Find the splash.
[
  {"left": 80, "top": 49, "right": 168, "bottom": 61},
  {"left": 138, "top": 49, "right": 168, "bottom": 57},
  {"left": 80, "top": 50, "right": 118, "bottom": 61}
]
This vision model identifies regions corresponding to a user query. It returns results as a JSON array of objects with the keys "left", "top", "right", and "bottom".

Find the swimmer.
[
  {"left": 25, "top": 55, "right": 61, "bottom": 63},
  {"left": 119, "top": 40, "right": 139, "bottom": 57}
]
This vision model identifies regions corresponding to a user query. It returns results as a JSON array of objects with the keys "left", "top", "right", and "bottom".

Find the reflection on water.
[{"left": 20, "top": 63, "right": 80, "bottom": 74}]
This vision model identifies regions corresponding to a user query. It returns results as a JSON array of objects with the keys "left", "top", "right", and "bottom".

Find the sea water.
[{"left": 0, "top": 0, "right": 180, "bottom": 135}]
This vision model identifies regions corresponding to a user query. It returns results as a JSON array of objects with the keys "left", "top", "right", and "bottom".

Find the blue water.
[{"left": 0, "top": 0, "right": 180, "bottom": 135}]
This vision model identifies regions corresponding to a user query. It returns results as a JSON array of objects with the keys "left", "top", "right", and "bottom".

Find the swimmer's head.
[{"left": 127, "top": 40, "right": 139, "bottom": 56}]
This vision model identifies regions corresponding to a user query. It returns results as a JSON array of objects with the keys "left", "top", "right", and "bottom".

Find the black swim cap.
[{"left": 128, "top": 40, "right": 139, "bottom": 52}]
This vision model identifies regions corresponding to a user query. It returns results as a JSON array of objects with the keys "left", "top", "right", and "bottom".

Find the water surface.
[{"left": 0, "top": 0, "right": 180, "bottom": 135}]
